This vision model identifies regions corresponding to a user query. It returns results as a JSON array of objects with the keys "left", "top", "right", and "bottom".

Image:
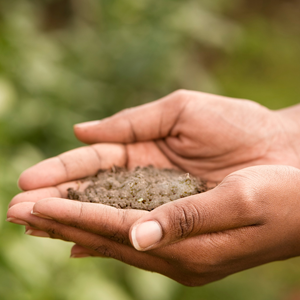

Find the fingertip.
[
  {"left": 17, "top": 159, "right": 63, "bottom": 190},
  {"left": 31, "top": 197, "right": 65, "bottom": 220},
  {"left": 9, "top": 192, "right": 24, "bottom": 208},
  {"left": 32, "top": 197, "right": 64, "bottom": 211},
  {"left": 32, "top": 197, "right": 80, "bottom": 221},
  {"left": 18, "top": 165, "right": 45, "bottom": 191},
  {"left": 70, "top": 244, "right": 104, "bottom": 258},
  {"left": 70, "top": 244, "right": 91, "bottom": 258},
  {"left": 74, "top": 120, "right": 101, "bottom": 129},
  {"left": 7, "top": 201, "right": 35, "bottom": 220},
  {"left": 74, "top": 120, "right": 102, "bottom": 143},
  {"left": 18, "top": 168, "right": 31, "bottom": 191},
  {"left": 9, "top": 187, "right": 63, "bottom": 210}
]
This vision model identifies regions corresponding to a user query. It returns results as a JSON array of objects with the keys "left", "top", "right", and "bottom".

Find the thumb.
[
  {"left": 73, "top": 90, "right": 189, "bottom": 144},
  {"left": 129, "top": 179, "right": 263, "bottom": 251}
]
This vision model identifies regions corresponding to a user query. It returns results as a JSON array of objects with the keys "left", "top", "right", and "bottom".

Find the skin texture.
[{"left": 7, "top": 90, "right": 300, "bottom": 286}]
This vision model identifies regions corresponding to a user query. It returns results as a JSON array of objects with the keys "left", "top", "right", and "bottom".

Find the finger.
[
  {"left": 7, "top": 202, "right": 107, "bottom": 243},
  {"left": 8, "top": 202, "right": 93, "bottom": 242},
  {"left": 23, "top": 225, "right": 51, "bottom": 238},
  {"left": 32, "top": 198, "right": 147, "bottom": 245},
  {"left": 6, "top": 203, "right": 267, "bottom": 287},
  {"left": 74, "top": 90, "right": 191, "bottom": 144},
  {"left": 129, "top": 176, "right": 265, "bottom": 251},
  {"left": 44, "top": 224, "right": 175, "bottom": 278},
  {"left": 7, "top": 202, "right": 40, "bottom": 226},
  {"left": 10, "top": 188, "right": 62, "bottom": 208},
  {"left": 70, "top": 244, "right": 108, "bottom": 258},
  {"left": 8, "top": 202, "right": 176, "bottom": 276},
  {"left": 18, "top": 143, "right": 126, "bottom": 191},
  {"left": 7, "top": 202, "right": 66, "bottom": 240},
  {"left": 9, "top": 180, "right": 92, "bottom": 208}
]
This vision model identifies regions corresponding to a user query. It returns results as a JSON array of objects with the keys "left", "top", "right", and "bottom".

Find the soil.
[{"left": 67, "top": 166, "right": 208, "bottom": 211}]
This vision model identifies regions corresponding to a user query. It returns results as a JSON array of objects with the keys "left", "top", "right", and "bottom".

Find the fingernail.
[
  {"left": 75, "top": 120, "right": 101, "bottom": 128},
  {"left": 131, "top": 221, "right": 163, "bottom": 251},
  {"left": 70, "top": 253, "right": 91, "bottom": 258},
  {"left": 6, "top": 218, "right": 29, "bottom": 226},
  {"left": 31, "top": 211, "right": 53, "bottom": 220},
  {"left": 25, "top": 229, "right": 50, "bottom": 238}
]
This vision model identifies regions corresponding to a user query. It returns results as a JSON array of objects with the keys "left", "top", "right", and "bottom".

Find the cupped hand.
[
  {"left": 7, "top": 165, "right": 300, "bottom": 286},
  {"left": 7, "top": 90, "right": 300, "bottom": 286},
  {"left": 16, "top": 90, "right": 300, "bottom": 194},
  {"left": 70, "top": 90, "right": 300, "bottom": 181}
]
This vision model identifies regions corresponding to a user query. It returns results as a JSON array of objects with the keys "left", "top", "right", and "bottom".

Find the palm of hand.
[
  {"left": 154, "top": 93, "right": 281, "bottom": 181},
  {"left": 90, "top": 90, "right": 296, "bottom": 182}
]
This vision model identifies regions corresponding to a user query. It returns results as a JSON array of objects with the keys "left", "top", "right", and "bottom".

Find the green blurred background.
[{"left": 1, "top": 0, "right": 300, "bottom": 299}]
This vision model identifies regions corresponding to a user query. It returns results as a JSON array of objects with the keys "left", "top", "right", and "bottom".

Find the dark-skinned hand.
[{"left": 7, "top": 90, "right": 300, "bottom": 286}]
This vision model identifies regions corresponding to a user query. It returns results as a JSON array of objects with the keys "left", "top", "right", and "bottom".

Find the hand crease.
[
  {"left": 90, "top": 145, "right": 103, "bottom": 167},
  {"left": 167, "top": 98, "right": 190, "bottom": 137},
  {"left": 127, "top": 118, "right": 138, "bottom": 143},
  {"left": 57, "top": 155, "right": 69, "bottom": 181}
]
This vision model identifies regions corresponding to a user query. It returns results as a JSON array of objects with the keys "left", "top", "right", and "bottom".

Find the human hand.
[
  {"left": 7, "top": 165, "right": 300, "bottom": 286},
  {"left": 15, "top": 90, "right": 300, "bottom": 194},
  {"left": 70, "top": 90, "right": 300, "bottom": 182},
  {"left": 7, "top": 90, "right": 300, "bottom": 286}
]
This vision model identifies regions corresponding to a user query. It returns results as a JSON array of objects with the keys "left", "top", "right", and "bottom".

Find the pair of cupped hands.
[{"left": 7, "top": 90, "right": 300, "bottom": 286}]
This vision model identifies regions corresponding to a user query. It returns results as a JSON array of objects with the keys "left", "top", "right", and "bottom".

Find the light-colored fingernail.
[
  {"left": 6, "top": 218, "right": 29, "bottom": 226},
  {"left": 75, "top": 120, "right": 101, "bottom": 128},
  {"left": 70, "top": 253, "right": 91, "bottom": 258},
  {"left": 31, "top": 211, "right": 53, "bottom": 220},
  {"left": 25, "top": 229, "right": 50, "bottom": 238},
  {"left": 131, "top": 221, "right": 163, "bottom": 251}
]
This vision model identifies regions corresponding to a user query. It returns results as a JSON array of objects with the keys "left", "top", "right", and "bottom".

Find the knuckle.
[
  {"left": 57, "top": 155, "right": 70, "bottom": 179},
  {"left": 170, "top": 89, "right": 190, "bottom": 102},
  {"left": 170, "top": 202, "right": 202, "bottom": 239},
  {"left": 173, "top": 89, "right": 188, "bottom": 96},
  {"left": 95, "top": 245, "right": 114, "bottom": 258},
  {"left": 94, "top": 244, "right": 125, "bottom": 262},
  {"left": 108, "top": 231, "right": 128, "bottom": 245},
  {"left": 109, "top": 210, "right": 130, "bottom": 245},
  {"left": 118, "top": 109, "right": 137, "bottom": 142},
  {"left": 117, "top": 107, "right": 131, "bottom": 116},
  {"left": 116, "top": 209, "right": 127, "bottom": 228},
  {"left": 117, "top": 107, "right": 136, "bottom": 121},
  {"left": 77, "top": 202, "right": 85, "bottom": 219},
  {"left": 219, "top": 172, "right": 265, "bottom": 223},
  {"left": 46, "top": 227, "right": 68, "bottom": 241},
  {"left": 43, "top": 225, "right": 61, "bottom": 237},
  {"left": 48, "top": 228, "right": 57, "bottom": 235},
  {"left": 65, "top": 202, "right": 85, "bottom": 229}
]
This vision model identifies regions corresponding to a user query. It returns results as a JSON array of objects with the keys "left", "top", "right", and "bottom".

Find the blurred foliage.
[{"left": 1, "top": 0, "right": 300, "bottom": 299}]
